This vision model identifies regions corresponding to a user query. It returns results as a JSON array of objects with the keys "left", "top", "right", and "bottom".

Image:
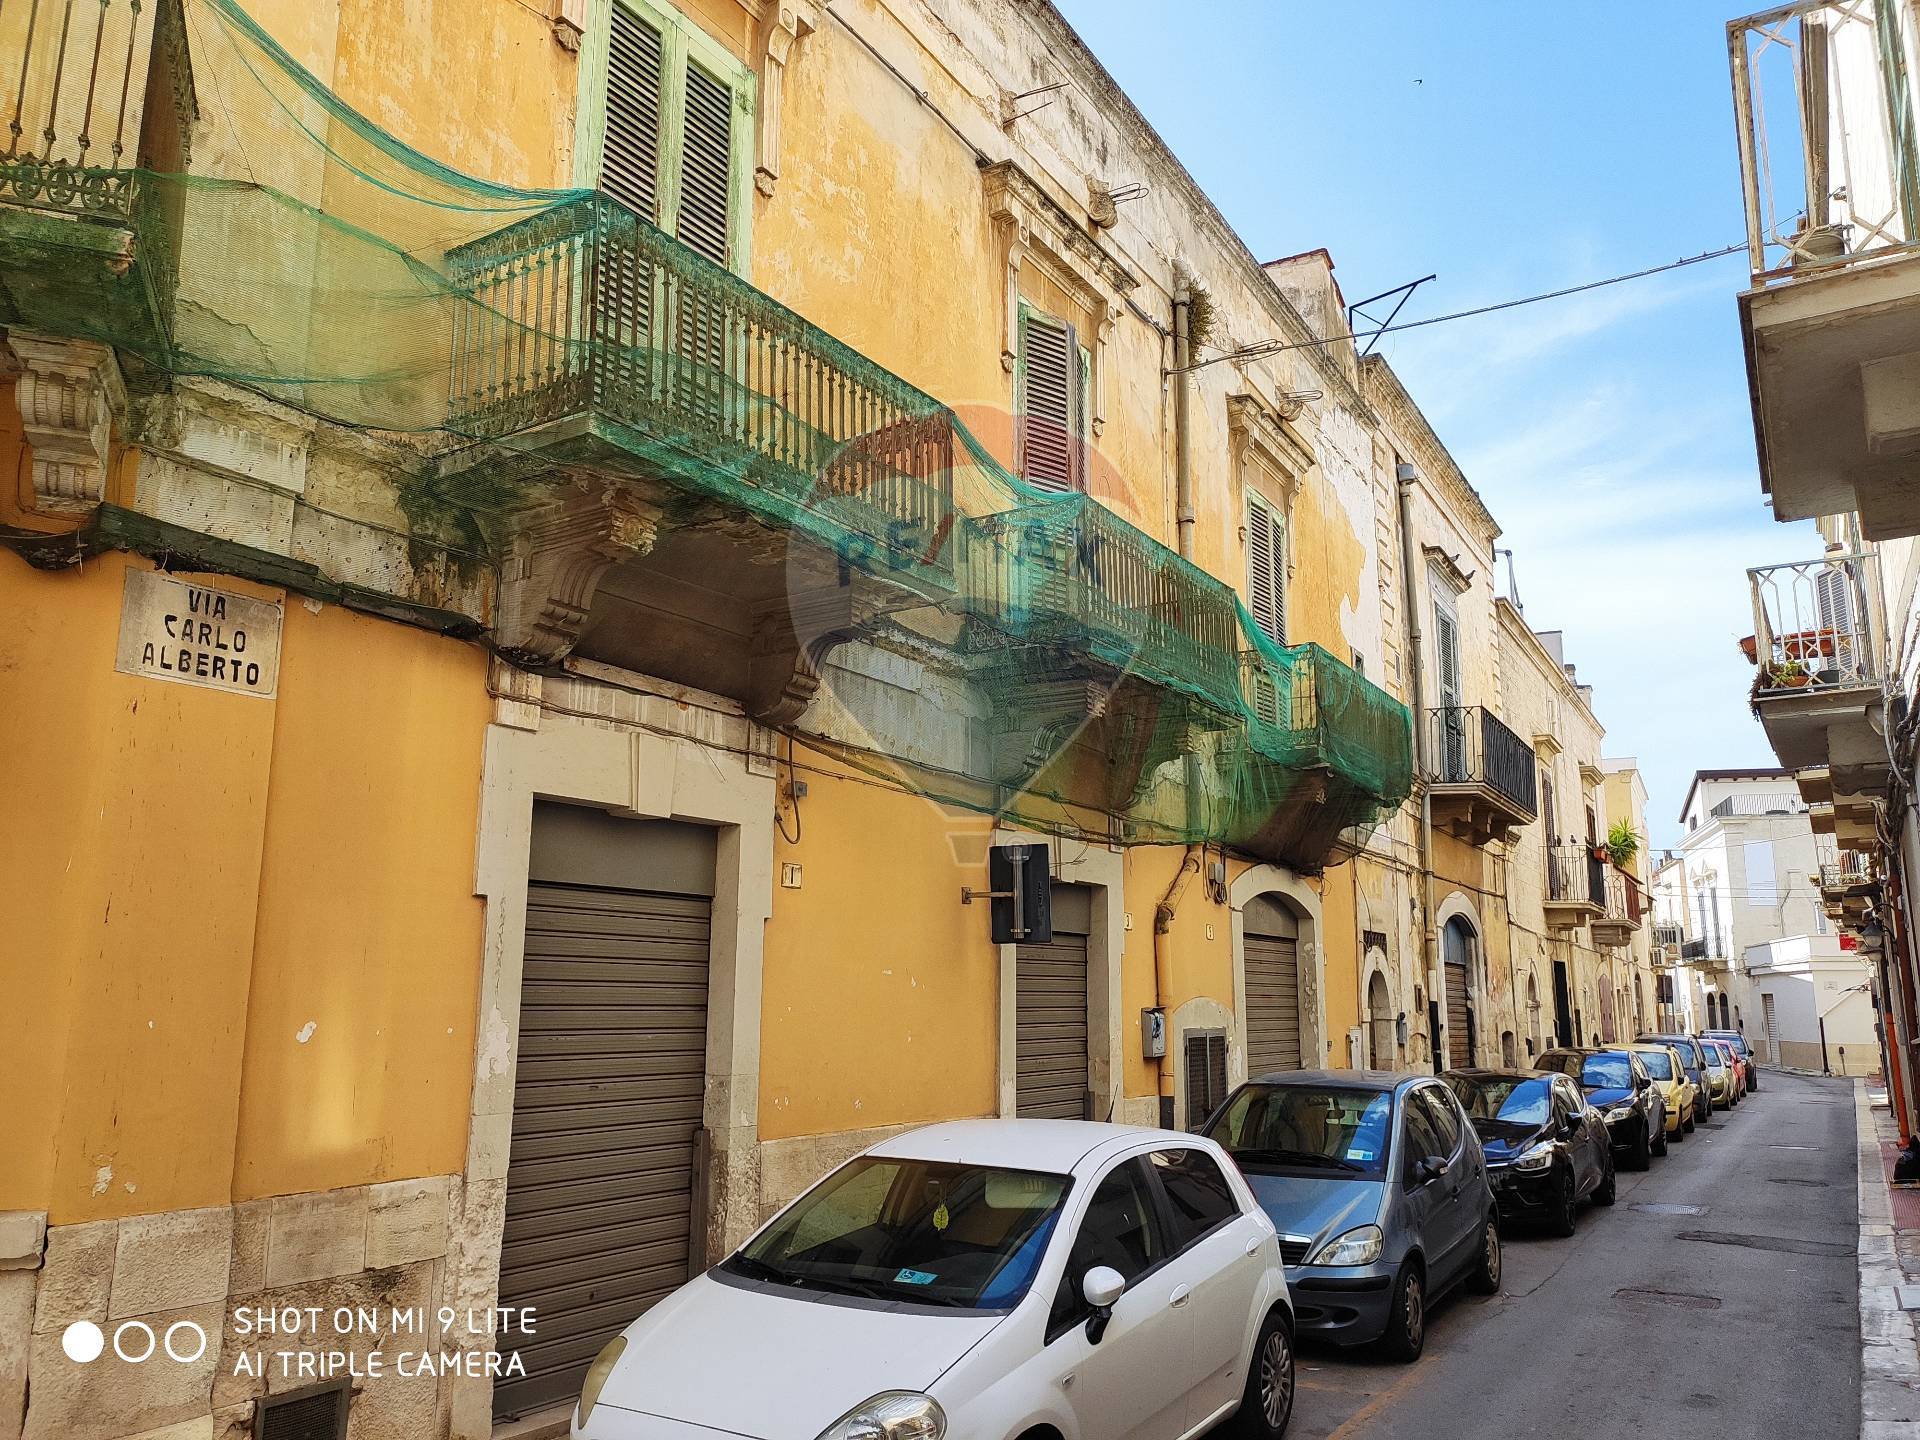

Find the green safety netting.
[{"left": 0, "top": 0, "right": 1411, "bottom": 863}]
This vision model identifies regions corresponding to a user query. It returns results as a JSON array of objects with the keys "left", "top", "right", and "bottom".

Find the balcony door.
[{"left": 1433, "top": 592, "right": 1465, "bottom": 782}]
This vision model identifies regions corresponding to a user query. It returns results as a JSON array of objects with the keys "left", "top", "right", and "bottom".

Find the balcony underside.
[
  {"left": 0, "top": 200, "right": 173, "bottom": 360},
  {"left": 1753, "top": 682, "right": 1886, "bottom": 795},
  {"left": 1742, "top": 250, "right": 1920, "bottom": 538},
  {"left": 1590, "top": 918, "right": 1635, "bottom": 948},
  {"left": 1429, "top": 782, "right": 1532, "bottom": 847},
  {"left": 1542, "top": 897, "right": 1602, "bottom": 930}
]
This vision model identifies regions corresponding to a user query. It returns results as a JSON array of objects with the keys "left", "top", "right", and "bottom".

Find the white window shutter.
[
  {"left": 1247, "top": 494, "right": 1284, "bottom": 644},
  {"left": 676, "top": 60, "right": 735, "bottom": 265},
  {"left": 1019, "top": 309, "right": 1081, "bottom": 492},
  {"left": 603, "top": 4, "right": 664, "bottom": 222}
]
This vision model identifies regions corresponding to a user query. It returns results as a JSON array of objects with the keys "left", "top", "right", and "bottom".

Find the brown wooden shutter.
[
  {"left": 1184, "top": 1031, "right": 1228, "bottom": 1130},
  {"left": 603, "top": 5, "right": 664, "bottom": 221},
  {"left": 1247, "top": 495, "right": 1284, "bottom": 643},
  {"left": 676, "top": 61, "right": 734, "bottom": 265},
  {"left": 1020, "top": 309, "right": 1080, "bottom": 492}
]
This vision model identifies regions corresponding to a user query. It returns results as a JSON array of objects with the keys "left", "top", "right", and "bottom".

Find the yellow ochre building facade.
[{"left": 0, "top": 2, "right": 1649, "bottom": 1436}]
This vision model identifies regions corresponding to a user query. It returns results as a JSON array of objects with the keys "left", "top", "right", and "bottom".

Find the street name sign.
[{"left": 114, "top": 569, "right": 282, "bottom": 699}]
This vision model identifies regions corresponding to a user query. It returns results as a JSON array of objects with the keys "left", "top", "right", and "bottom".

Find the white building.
[{"left": 1651, "top": 769, "right": 1877, "bottom": 1073}]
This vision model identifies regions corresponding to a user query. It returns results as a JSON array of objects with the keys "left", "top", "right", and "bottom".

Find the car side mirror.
[
  {"left": 1635, "top": 1075, "right": 1650, "bottom": 1092},
  {"left": 1561, "top": 1113, "right": 1582, "bottom": 1135},
  {"left": 1082, "top": 1265, "right": 1125, "bottom": 1344},
  {"left": 1415, "top": 1156, "right": 1445, "bottom": 1185}
]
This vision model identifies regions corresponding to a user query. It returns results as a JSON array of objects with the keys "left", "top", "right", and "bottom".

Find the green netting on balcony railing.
[{"left": 0, "top": 0, "right": 1413, "bottom": 859}]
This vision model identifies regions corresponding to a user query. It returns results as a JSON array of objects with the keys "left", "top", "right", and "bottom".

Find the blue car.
[
  {"left": 1201, "top": 1070, "right": 1500, "bottom": 1363},
  {"left": 1536, "top": 1048, "right": 1667, "bottom": 1169}
]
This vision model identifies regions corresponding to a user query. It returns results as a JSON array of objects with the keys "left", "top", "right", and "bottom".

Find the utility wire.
[{"left": 1176, "top": 243, "right": 1746, "bottom": 373}]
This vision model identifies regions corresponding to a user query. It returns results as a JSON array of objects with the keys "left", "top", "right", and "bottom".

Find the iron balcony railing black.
[
  {"left": 1426, "top": 705, "right": 1538, "bottom": 817},
  {"left": 1547, "top": 842, "right": 1606, "bottom": 906},
  {"left": 1680, "top": 937, "right": 1710, "bottom": 961}
]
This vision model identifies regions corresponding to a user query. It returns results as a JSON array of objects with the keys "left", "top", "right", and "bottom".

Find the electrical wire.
[{"left": 1176, "top": 243, "right": 1747, "bottom": 372}]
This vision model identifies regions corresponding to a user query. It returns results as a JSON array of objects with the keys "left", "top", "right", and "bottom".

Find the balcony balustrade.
[
  {"left": 1592, "top": 866, "right": 1645, "bottom": 948},
  {"left": 1544, "top": 842, "right": 1606, "bottom": 928},
  {"left": 1424, "top": 704, "right": 1537, "bottom": 845},
  {"left": 1729, "top": 2, "right": 1920, "bottom": 536},
  {"left": 1745, "top": 552, "right": 1889, "bottom": 806}
]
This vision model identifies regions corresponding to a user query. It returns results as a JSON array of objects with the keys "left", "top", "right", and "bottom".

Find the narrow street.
[{"left": 1292, "top": 1072, "right": 1861, "bottom": 1439}]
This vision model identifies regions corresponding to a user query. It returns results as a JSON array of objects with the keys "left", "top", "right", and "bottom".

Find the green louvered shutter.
[{"left": 1247, "top": 494, "right": 1285, "bottom": 643}]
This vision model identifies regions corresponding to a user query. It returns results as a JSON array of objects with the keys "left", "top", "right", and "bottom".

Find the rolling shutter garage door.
[
  {"left": 495, "top": 805, "right": 716, "bottom": 1421},
  {"left": 1445, "top": 962, "right": 1472, "bottom": 1068},
  {"left": 1016, "top": 883, "right": 1092, "bottom": 1119},
  {"left": 1244, "top": 894, "right": 1302, "bottom": 1077}
]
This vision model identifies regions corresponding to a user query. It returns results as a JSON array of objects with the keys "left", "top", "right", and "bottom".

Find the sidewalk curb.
[{"left": 1855, "top": 1079, "right": 1920, "bottom": 1439}]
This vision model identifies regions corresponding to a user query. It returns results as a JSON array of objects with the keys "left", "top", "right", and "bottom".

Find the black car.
[
  {"left": 1535, "top": 1048, "right": 1666, "bottom": 1170},
  {"left": 1443, "top": 1068, "right": 1614, "bottom": 1236}
]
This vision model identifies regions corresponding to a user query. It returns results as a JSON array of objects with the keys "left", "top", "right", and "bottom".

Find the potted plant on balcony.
[
  {"left": 1607, "top": 820, "right": 1640, "bottom": 870},
  {"left": 1768, "top": 659, "right": 1812, "bottom": 689}
]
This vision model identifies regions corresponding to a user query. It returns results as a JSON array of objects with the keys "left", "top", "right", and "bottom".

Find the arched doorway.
[
  {"left": 1442, "top": 916, "right": 1477, "bottom": 1068},
  {"left": 1243, "top": 893, "right": 1302, "bottom": 1077},
  {"left": 1526, "top": 972, "right": 1543, "bottom": 1056},
  {"left": 1367, "top": 969, "right": 1394, "bottom": 1069},
  {"left": 1598, "top": 968, "right": 1616, "bottom": 1042}
]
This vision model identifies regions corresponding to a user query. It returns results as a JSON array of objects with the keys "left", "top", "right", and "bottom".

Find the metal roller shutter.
[
  {"left": 1244, "top": 934, "right": 1301, "bottom": 1077},
  {"left": 1016, "top": 885, "right": 1091, "bottom": 1119},
  {"left": 1445, "top": 961, "right": 1472, "bottom": 1068},
  {"left": 495, "top": 810, "right": 714, "bottom": 1421}
]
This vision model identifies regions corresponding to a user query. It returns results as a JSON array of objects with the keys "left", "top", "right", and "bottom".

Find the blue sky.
[{"left": 1053, "top": 0, "right": 1818, "bottom": 845}]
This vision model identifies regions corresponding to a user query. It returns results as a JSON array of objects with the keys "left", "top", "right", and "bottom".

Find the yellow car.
[
  {"left": 1624, "top": 1043, "right": 1697, "bottom": 1139},
  {"left": 1698, "top": 1038, "right": 1738, "bottom": 1108}
]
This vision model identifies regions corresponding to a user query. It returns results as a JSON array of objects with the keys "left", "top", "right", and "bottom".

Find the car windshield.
[
  {"left": 1637, "top": 1050, "right": 1674, "bottom": 1081},
  {"left": 1581, "top": 1054, "right": 1633, "bottom": 1089},
  {"left": 1710, "top": 1033, "right": 1749, "bottom": 1057},
  {"left": 1444, "top": 1074, "right": 1551, "bottom": 1128},
  {"left": 1702, "top": 1045, "right": 1726, "bottom": 1069},
  {"left": 1207, "top": 1084, "right": 1395, "bottom": 1178},
  {"left": 725, "top": 1157, "right": 1070, "bottom": 1310},
  {"left": 1642, "top": 1036, "right": 1699, "bottom": 1067}
]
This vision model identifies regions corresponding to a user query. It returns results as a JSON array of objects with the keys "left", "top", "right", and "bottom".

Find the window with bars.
[
  {"left": 595, "top": 0, "right": 753, "bottom": 270},
  {"left": 1017, "top": 304, "right": 1087, "bottom": 492},
  {"left": 1184, "top": 1030, "right": 1229, "bottom": 1131},
  {"left": 1246, "top": 492, "right": 1286, "bottom": 644}
]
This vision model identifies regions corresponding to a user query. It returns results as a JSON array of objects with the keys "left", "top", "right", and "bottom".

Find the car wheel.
[
  {"left": 1549, "top": 1164, "right": 1578, "bottom": 1237},
  {"left": 1748, "top": 1072, "right": 1760, "bottom": 1093},
  {"left": 1377, "top": 1262, "right": 1425, "bottom": 1363},
  {"left": 1652, "top": 1118, "right": 1669, "bottom": 1157},
  {"left": 1225, "top": 1308, "right": 1295, "bottom": 1438},
  {"left": 1628, "top": 1120, "right": 1652, "bottom": 1171},
  {"left": 1684, "top": 1105, "right": 1697, "bottom": 1133},
  {"left": 1591, "top": 1157, "right": 1617, "bottom": 1206},
  {"left": 1467, "top": 1215, "right": 1502, "bottom": 1295},
  {"left": 1671, "top": 1115, "right": 1687, "bottom": 1142}
]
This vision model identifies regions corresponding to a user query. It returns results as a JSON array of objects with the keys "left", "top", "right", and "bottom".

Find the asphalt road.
[{"left": 1286, "top": 1070, "right": 1860, "bottom": 1440}]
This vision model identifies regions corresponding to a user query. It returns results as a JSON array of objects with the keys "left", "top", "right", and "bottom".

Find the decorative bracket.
[
  {"left": 7, "top": 333, "right": 127, "bottom": 517},
  {"left": 744, "top": 579, "right": 883, "bottom": 726},
  {"left": 755, "top": 2, "right": 819, "bottom": 197},
  {"left": 495, "top": 481, "right": 664, "bottom": 662}
]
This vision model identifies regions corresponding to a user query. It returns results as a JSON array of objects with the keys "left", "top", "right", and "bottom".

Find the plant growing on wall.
[{"left": 1607, "top": 820, "right": 1640, "bottom": 870}]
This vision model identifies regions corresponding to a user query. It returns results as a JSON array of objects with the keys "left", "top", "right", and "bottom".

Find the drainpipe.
[
  {"left": 1396, "top": 461, "right": 1440, "bottom": 1071},
  {"left": 1172, "top": 278, "right": 1195, "bottom": 561},
  {"left": 1154, "top": 845, "right": 1201, "bottom": 1125}
]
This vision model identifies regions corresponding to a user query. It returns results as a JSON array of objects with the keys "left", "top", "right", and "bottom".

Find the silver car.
[{"left": 1200, "top": 1070, "right": 1500, "bottom": 1362}]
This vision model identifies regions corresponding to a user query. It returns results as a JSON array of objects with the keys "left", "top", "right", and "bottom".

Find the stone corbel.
[
  {"left": 744, "top": 580, "right": 881, "bottom": 726},
  {"left": 755, "top": 2, "right": 819, "bottom": 198},
  {"left": 8, "top": 333, "right": 126, "bottom": 516},
  {"left": 495, "top": 482, "right": 664, "bottom": 662},
  {"left": 996, "top": 221, "right": 1030, "bottom": 375}
]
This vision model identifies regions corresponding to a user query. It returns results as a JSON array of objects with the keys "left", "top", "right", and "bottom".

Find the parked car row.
[{"left": 565, "top": 1033, "right": 1762, "bottom": 1440}]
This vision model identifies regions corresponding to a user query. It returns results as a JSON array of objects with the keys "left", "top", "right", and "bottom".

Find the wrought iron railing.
[
  {"left": 1819, "top": 848, "right": 1874, "bottom": 888},
  {"left": 1597, "top": 867, "right": 1645, "bottom": 931},
  {"left": 0, "top": 0, "right": 191, "bottom": 224},
  {"left": 447, "top": 192, "right": 957, "bottom": 577},
  {"left": 1547, "top": 842, "right": 1606, "bottom": 907},
  {"left": 1730, "top": 0, "right": 1920, "bottom": 282},
  {"left": 1681, "top": 937, "right": 1712, "bottom": 961},
  {"left": 1654, "top": 922, "right": 1684, "bottom": 948},
  {"left": 1747, "top": 551, "right": 1879, "bottom": 694},
  {"left": 1425, "top": 705, "right": 1538, "bottom": 816}
]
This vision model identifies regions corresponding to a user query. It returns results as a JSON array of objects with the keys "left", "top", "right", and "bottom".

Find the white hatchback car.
[{"left": 571, "top": 1119, "right": 1294, "bottom": 1440}]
